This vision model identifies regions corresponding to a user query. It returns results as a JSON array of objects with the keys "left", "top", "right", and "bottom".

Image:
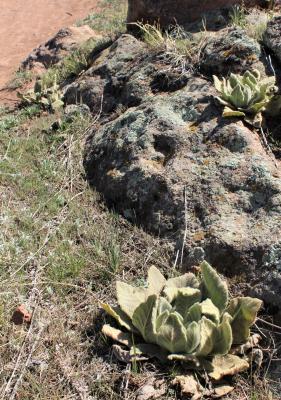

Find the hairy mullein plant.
[
  {"left": 101, "top": 262, "right": 262, "bottom": 380},
  {"left": 18, "top": 75, "right": 64, "bottom": 112},
  {"left": 213, "top": 69, "right": 277, "bottom": 127}
]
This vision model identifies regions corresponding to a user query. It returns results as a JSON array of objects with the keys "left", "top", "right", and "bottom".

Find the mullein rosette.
[
  {"left": 213, "top": 69, "right": 277, "bottom": 127},
  {"left": 101, "top": 262, "right": 262, "bottom": 379},
  {"left": 18, "top": 75, "right": 64, "bottom": 111}
]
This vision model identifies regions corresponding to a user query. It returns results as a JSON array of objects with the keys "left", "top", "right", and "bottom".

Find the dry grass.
[
  {"left": 134, "top": 22, "right": 208, "bottom": 73},
  {"left": 0, "top": 105, "right": 175, "bottom": 399},
  {"left": 229, "top": 6, "right": 274, "bottom": 41},
  {"left": 0, "top": 1, "right": 281, "bottom": 398},
  {"left": 1, "top": 94, "right": 280, "bottom": 400}
]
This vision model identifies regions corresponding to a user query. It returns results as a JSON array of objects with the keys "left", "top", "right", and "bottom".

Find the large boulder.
[
  {"left": 127, "top": 0, "right": 263, "bottom": 28},
  {"left": 64, "top": 29, "right": 266, "bottom": 113},
  {"left": 77, "top": 34, "right": 281, "bottom": 318}
]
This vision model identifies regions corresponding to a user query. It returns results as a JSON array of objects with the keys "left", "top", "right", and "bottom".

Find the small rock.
[{"left": 11, "top": 304, "right": 32, "bottom": 325}]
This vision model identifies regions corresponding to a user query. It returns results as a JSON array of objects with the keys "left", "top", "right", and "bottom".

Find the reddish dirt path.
[{"left": 0, "top": 0, "right": 98, "bottom": 104}]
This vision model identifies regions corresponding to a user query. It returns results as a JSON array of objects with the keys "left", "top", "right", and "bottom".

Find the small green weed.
[{"left": 229, "top": 5, "right": 247, "bottom": 28}]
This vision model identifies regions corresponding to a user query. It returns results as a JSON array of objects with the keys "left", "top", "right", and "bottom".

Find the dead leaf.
[
  {"left": 11, "top": 304, "right": 31, "bottom": 325},
  {"left": 102, "top": 324, "right": 132, "bottom": 347},
  {"left": 133, "top": 343, "right": 168, "bottom": 362},
  {"left": 213, "top": 385, "right": 234, "bottom": 398},
  {"left": 251, "top": 348, "right": 263, "bottom": 367},
  {"left": 208, "top": 355, "right": 249, "bottom": 380},
  {"left": 172, "top": 374, "right": 204, "bottom": 399},
  {"left": 231, "top": 334, "right": 261, "bottom": 355},
  {"left": 112, "top": 345, "right": 132, "bottom": 363},
  {"left": 136, "top": 378, "right": 166, "bottom": 400},
  {"left": 112, "top": 345, "right": 148, "bottom": 363}
]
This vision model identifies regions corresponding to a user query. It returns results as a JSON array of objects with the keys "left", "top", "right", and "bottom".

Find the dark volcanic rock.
[
  {"left": 127, "top": 0, "right": 263, "bottom": 28},
  {"left": 200, "top": 28, "right": 263, "bottom": 76},
  {"left": 66, "top": 32, "right": 281, "bottom": 316},
  {"left": 64, "top": 34, "right": 151, "bottom": 114},
  {"left": 263, "top": 16, "right": 281, "bottom": 65}
]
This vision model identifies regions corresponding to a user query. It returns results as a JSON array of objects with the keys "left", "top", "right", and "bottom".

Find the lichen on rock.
[{"left": 62, "top": 29, "right": 281, "bottom": 318}]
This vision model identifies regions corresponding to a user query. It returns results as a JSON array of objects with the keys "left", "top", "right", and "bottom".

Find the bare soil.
[{"left": 0, "top": 0, "right": 98, "bottom": 104}]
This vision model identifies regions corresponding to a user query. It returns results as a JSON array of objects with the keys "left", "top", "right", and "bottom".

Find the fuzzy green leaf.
[
  {"left": 185, "top": 302, "right": 202, "bottom": 323},
  {"left": 222, "top": 107, "right": 245, "bottom": 118},
  {"left": 185, "top": 321, "right": 201, "bottom": 354},
  {"left": 212, "top": 313, "right": 233, "bottom": 355},
  {"left": 147, "top": 266, "right": 166, "bottom": 295},
  {"left": 196, "top": 317, "right": 216, "bottom": 357},
  {"left": 174, "top": 288, "right": 201, "bottom": 319},
  {"left": 200, "top": 299, "right": 220, "bottom": 324},
  {"left": 243, "top": 70, "right": 258, "bottom": 86},
  {"left": 155, "top": 310, "right": 170, "bottom": 331},
  {"left": 231, "top": 84, "right": 244, "bottom": 108},
  {"left": 166, "top": 273, "right": 199, "bottom": 289},
  {"left": 157, "top": 296, "right": 172, "bottom": 314},
  {"left": 116, "top": 281, "right": 147, "bottom": 318},
  {"left": 229, "top": 73, "right": 242, "bottom": 88},
  {"left": 132, "top": 295, "right": 157, "bottom": 342},
  {"left": 101, "top": 303, "right": 135, "bottom": 332},
  {"left": 213, "top": 75, "right": 222, "bottom": 92},
  {"left": 216, "top": 97, "right": 231, "bottom": 107},
  {"left": 200, "top": 261, "right": 228, "bottom": 312},
  {"left": 156, "top": 312, "right": 187, "bottom": 353},
  {"left": 227, "top": 297, "right": 262, "bottom": 344}
]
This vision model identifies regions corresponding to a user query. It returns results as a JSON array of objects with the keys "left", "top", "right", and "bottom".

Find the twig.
[
  {"left": 263, "top": 331, "right": 277, "bottom": 379},
  {"left": 173, "top": 249, "right": 179, "bottom": 268},
  {"left": 257, "top": 317, "right": 281, "bottom": 331},
  {"left": 180, "top": 186, "right": 188, "bottom": 266},
  {"left": 259, "top": 127, "right": 278, "bottom": 168},
  {"left": 9, "top": 326, "right": 44, "bottom": 400},
  {"left": 267, "top": 54, "right": 276, "bottom": 77}
]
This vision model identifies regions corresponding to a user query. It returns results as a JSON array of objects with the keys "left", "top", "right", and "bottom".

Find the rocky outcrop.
[
  {"left": 64, "top": 35, "right": 150, "bottom": 113},
  {"left": 127, "top": 0, "right": 263, "bottom": 28},
  {"left": 200, "top": 28, "right": 263, "bottom": 76},
  {"left": 65, "top": 32, "right": 281, "bottom": 316},
  {"left": 21, "top": 25, "right": 101, "bottom": 72},
  {"left": 64, "top": 28, "right": 266, "bottom": 112},
  {"left": 263, "top": 16, "right": 281, "bottom": 65}
]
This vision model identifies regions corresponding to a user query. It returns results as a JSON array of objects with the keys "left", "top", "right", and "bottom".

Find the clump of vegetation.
[
  {"left": 229, "top": 5, "right": 247, "bottom": 29},
  {"left": 134, "top": 22, "right": 207, "bottom": 72},
  {"left": 229, "top": 6, "right": 272, "bottom": 41},
  {"left": 213, "top": 69, "right": 277, "bottom": 127},
  {"left": 0, "top": 105, "right": 40, "bottom": 134},
  {"left": 42, "top": 37, "right": 101, "bottom": 86},
  {"left": 18, "top": 75, "right": 64, "bottom": 112},
  {"left": 102, "top": 261, "right": 262, "bottom": 378}
]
